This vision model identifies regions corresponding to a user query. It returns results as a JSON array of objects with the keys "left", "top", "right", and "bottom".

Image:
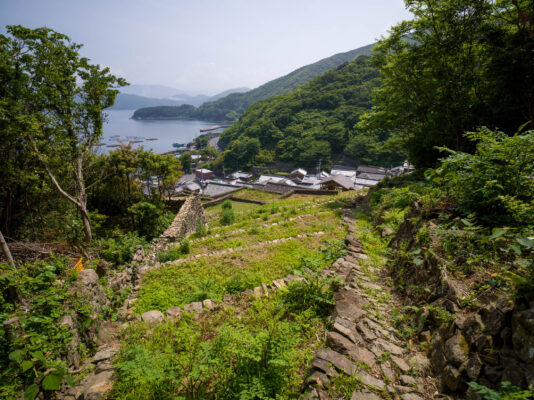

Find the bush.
[
  {"left": 281, "top": 275, "right": 336, "bottom": 318},
  {"left": 431, "top": 129, "right": 534, "bottom": 226},
  {"left": 0, "top": 257, "right": 93, "bottom": 399},
  {"left": 468, "top": 381, "right": 533, "bottom": 400},
  {"left": 157, "top": 239, "right": 190, "bottom": 263},
  {"left": 220, "top": 201, "right": 235, "bottom": 226},
  {"left": 100, "top": 232, "right": 146, "bottom": 267},
  {"left": 128, "top": 201, "right": 173, "bottom": 239}
]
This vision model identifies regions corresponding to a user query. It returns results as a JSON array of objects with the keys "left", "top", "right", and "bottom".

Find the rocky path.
[{"left": 302, "top": 213, "right": 438, "bottom": 400}]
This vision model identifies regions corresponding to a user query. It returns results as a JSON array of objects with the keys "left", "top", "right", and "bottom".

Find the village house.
[{"left": 319, "top": 174, "right": 354, "bottom": 191}]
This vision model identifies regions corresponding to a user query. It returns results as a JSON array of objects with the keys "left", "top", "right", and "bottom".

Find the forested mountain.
[
  {"left": 132, "top": 43, "right": 375, "bottom": 121},
  {"left": 215, "top": 55, "right": 405, "bottom": 170}
]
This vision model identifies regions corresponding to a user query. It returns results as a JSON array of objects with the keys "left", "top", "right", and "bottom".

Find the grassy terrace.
[
  {"left": 115, "top": 191, "right": 358, "bottom": 399},
  {"left": 113, "top": 292, "right": 329, "bottom": 399},
  {"left": 231, "top": 188, "right": 281, "bottom": 201},
  {"left": 160, "top": 210, "right": 342, "bottom": 260},
  {"left": 137, "top": 232, "right": 344, "bottom": 313}
]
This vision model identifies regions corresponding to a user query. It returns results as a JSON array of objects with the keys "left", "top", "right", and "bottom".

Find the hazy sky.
[{"left": 0, "top": 0, "right": 412, "bottom": 95}]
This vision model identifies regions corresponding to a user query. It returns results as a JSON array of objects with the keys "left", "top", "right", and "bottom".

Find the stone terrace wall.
[
  {"left": 388, "top": 202, "right": 534, "bottom": 397},
  {"left": 161, "top": 194, "right": 205, "bottom": 240}
]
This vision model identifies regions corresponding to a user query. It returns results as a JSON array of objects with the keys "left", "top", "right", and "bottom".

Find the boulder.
[
  {"left": 92, "top": 344, "right": 120, "bottom": 364},
  {"left": 183, "top": 302, "right": 203, "bottom": 314},
  {"left": 333, "top": 320, "right": 362, "bottom": 344},
  {"left": 97, "top": 321, "right": 119, "bottom": 347},
  {"left": 79, "top": 269, "right": 99, "bottom": 286},
  {"left": 443, "top": 365, "right": 462, "bottom": 392},
  {"left": 316, "top": 348, "right": 355, "bottom": 376},
  {"left": 166, "top": 306, "right": 182, "bottom": 318},
  {"left": 83, "top": 370, "right": 114, "bottom": 400},
  {"left": 444, "top": 331, "right": 469, "bottom": 366},
  {"left": 512, "top": 309, "right": 534, "bottom": 363},
  {"left": 326, "top": 331, "right": 356, "bottom": 355},
  {"left": 351, "top": 390, "right": 382, "bottom": 400},
  {"left": 202, "top": 299, "right": 216, "bottom": 311},
  {"left": 141, "top": 310, "right": 164, "bottom": 324}
]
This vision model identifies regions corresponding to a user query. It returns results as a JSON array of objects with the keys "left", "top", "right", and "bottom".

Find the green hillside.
[
  {"left": 132, "top": 43, "right": 374, "bottom": 121},
  {"left": 216, "top": 55, "right": 405, "bottom": 170}
]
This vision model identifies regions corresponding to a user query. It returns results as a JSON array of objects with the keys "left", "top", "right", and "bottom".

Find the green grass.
[
  {"left": 136, "top": 232, "right": 345, "bottom": 313},
  {"left": 112, "top": 290, "right": 329, "bottom": 400},
  {"left": 162, "top": 211, "right": 341, "bottom": 260},
  {"left": 231, "top": 188, "right": 280, "bottom": 202},
  {"left": 204, "top": 200, "right": 261, "bottom": 216}
]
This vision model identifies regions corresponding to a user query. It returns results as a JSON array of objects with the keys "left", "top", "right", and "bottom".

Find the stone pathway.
[{"left": 302, "top": 212, "right": 438, "bottom": 400}]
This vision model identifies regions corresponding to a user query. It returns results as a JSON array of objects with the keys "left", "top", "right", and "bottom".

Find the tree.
[
  {"left": 0, "top": 26, "right": 126, "bottom": 243},
  {"left": 358, "top": 0, "right": 534, "bottom": 169},
  {"left": 180, "top": 152, "right": 192, "bottom": 173}
]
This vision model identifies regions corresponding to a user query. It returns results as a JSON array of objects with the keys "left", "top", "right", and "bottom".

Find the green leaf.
[
  {"left": 42, "top": 372, "right": 63, "bottom": 391},
  {"left": 488, "top": 228, "right": 507, "bottom": 241},
  {"left": 22, "top": 360, "right": 34, "bottom": 372},
  {"left": 24, "top": 384, "right": 39, "bottom": 400},
  {"left": 517, "top": 237, "right": 534, "bottom": 249},
  {"left": 64, "top": 375, "right": 75, "bottom": 387},
  {"left": 9, "top": 349, "right": 23, "bottom": 364},
  {"left": 413, "top": 257, "right": 424, "bottom": 266},
  {"left": 509, "top": 244, "right": 522, "bottom": 256},
  {"left": 31, "top": 351, "right": 45, "bottom": 363}
]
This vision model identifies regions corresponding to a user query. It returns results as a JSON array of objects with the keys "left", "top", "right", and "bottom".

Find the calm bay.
[{"left": 100, "top": 109, "right": 217, "bottom": 154}]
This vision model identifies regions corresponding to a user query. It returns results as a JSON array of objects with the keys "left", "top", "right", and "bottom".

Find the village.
[{"left": 170, "top": 160, "right": 415, "bottom": 198}]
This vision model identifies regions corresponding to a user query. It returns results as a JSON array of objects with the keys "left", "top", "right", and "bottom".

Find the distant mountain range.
[
  {"left": 132, "top": 43, "right": 375, "bottom": 121},
  {"left": 110, "top": 86, "right": 250, "bottom": 110}
]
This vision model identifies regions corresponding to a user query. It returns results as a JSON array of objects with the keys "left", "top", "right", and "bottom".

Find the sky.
[{"left": 0, "top": 0, "right": 412, "bottom": 95}]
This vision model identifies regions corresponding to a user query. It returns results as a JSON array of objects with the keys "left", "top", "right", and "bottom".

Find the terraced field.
[
  {"left": 136, "top": 195, "right": 346, "bottom": 313},
  {"left": 114, "top": 193, "right": 352, "bottom": 399}
]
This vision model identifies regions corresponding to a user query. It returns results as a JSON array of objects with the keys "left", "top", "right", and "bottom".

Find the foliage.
[
  {"left": 281, "top": 275, "right": 336, "bottom": 318},
  {"left": 99, "top": 232, "right": 147, "bottom": 266},
  {"left": 468, "top": 381, "right": 533, "bottom": 400},
  {"left": 359, "top": 0, "right": 534, "bottom": 168},
  {"left": 89, "top": 144, "right": 181, "bottom": 238},
  {"left": 219, "top": 200, "right": 235, "bottom": 226},
  {"left": 113, "top": 291, "right": 324, "bottom": 399},
  {"left": 0, "top": 257, "right": 93, "bottom": 399},
  {"left": 218, "top": 56, "right": 404, "bottom": 169},
  {"left": 131, "top": 43, "right": 374, "bottom": 122},
  {"left": 430, "top": 129, "right": 534, "bottom": 226},
  {"left": 128, "top": 201, "right": 173, "bottom": 239}
]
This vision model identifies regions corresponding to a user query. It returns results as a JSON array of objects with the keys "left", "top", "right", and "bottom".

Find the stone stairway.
[{"left": 302, "top": 213, "right": 438, "bottom": 400}]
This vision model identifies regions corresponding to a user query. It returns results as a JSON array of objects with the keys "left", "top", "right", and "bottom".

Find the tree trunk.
[
  {"left": 0, "top": 229, "right": 15, "bottom": 268},
  {"left": 32, "top": 142, "right": 93, "bottom": 244}
]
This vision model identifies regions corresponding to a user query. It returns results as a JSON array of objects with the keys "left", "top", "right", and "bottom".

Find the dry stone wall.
[{"left": 388, "top": 202, "right": 534, "bottom": 397}]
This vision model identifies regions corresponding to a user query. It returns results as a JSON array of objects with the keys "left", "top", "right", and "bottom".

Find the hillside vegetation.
[
  {"left": 131, "top": 43, "right": 374, "bottom": 121},
  {"left": 216, "top": 55, "right": 405, "bottom": 170}
]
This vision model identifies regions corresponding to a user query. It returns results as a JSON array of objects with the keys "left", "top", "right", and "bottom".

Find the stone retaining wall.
[{"left": 388, "top": 202, "right": 534, "bottom": 397}]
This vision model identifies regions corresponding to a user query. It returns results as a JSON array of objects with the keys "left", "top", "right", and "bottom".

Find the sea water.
[{"left": 99, "top": 109, "right": 216, "bottom": 154}]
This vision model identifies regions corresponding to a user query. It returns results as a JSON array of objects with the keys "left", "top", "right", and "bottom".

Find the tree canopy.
[
  {"left": 217, "top": 56, "right": 405, "bottom": 170},
  {"left": 358, "top": 0, "right": 534, "bottom": 168}
]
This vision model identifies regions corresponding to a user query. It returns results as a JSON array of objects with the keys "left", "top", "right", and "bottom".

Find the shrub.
[
  {"left": 281, "top": 275, "right": 336, "bottom": 318},
  {"left": 100, "top": 232, "right": 146, "bottom": 267},
  {"left": 157, "top": 239, "right": 190, "bottom": 262},
  {"left": 220, "top": 201, "right": 235, "bottom": 226},
  {"left": 468, "top": 381, "right": 533, "bottom": 400},
  {"left": 431, "top": 129, "right": 534, "bottom": 226}
]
